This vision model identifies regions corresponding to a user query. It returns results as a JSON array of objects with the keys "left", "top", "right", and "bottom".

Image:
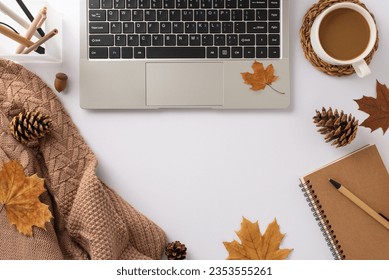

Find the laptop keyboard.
[{"left": 88, "top": 0, "right": 281, "bottom": 59}]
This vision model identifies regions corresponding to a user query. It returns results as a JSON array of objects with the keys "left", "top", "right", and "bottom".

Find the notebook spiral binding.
[{"left": 300, "top": 181, "right": 345, "bottom": 260}]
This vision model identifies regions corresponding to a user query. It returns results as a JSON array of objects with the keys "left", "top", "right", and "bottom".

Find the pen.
[
  {"left": 16, "top": 0, "right": 45, "bottom": 37},
  {"left": 0, "top": 24, "right": 34, "bottom": 47},
  {"left": 16, "top": 7, "right": 46, "bottom": 54},
  {"left": 0, "top": 2, "right": 40, "bottom": 38},
  {"left": 329, "top": 179, "right": 389, "bottom": 230},
  {"left": 22, "top": 28, "right": 58, "bottom": 54}
]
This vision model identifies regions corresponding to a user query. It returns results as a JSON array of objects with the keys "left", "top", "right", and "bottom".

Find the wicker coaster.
[{"left": 300, "top": 0, "right": 379, "bottom": 77}]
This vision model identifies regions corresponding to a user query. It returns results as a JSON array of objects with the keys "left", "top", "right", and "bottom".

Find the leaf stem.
[{"left": 266, "top": 84, "right": 285, "bottom": 95}]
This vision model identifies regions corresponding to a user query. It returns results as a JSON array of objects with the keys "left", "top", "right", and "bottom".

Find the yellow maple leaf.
[
  {"left": 0, "top": 160, "right": 52, "bottom": 236},
  {"left": 241, "top": 61, "right": 284, "bottom": 94},
  {"left": 223, "top": 217, "right": 292, "bottom": 260}
]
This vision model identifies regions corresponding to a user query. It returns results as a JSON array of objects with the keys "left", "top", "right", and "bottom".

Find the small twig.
[
  {"left": 267, "top": 84, "right": 285, "bottom": 94},
  {"left": 0, "top": 204, "right": 4, "bottom": 215}
]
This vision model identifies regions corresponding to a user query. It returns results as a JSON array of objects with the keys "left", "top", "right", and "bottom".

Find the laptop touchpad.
[{"left": 146, "top": 63, "right": 223, "bottom": 106}]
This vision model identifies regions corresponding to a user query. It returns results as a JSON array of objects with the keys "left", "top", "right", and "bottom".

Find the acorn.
[{"left": 54, "top": 73, "right": 68, "bottom": 93}]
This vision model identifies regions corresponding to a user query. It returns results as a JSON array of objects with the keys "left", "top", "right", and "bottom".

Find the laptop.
[{"left": 80, "top": 0, "right": 290, "bottom": 109}]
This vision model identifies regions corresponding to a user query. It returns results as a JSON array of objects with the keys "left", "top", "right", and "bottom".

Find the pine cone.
[
  {"left": 165, "top": 241, "right": 187, "bottom": 260},
  {"left": 10, "top": 111, "right": 52, "bottom": 144},
  {"left": 313, "top": 107, "right": 358, "bottom": 148}
]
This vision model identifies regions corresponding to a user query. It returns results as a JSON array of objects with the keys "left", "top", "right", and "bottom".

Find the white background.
[{"left": 1, "top": 0, "right": 389, "bottom": 260}]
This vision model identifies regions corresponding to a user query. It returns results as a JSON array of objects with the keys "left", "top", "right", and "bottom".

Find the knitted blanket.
[{"left": 0, "top": 59, "right": 166, "bottom": 259}]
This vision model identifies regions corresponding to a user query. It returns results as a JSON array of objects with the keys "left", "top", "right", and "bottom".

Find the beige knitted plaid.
[{"left": 0, "top": 59, "right": 166, "bottom": 260}]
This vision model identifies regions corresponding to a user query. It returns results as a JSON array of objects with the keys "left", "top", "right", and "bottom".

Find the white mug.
[{"left": 310, "top": 2, "right": 377, "bottom": 78}]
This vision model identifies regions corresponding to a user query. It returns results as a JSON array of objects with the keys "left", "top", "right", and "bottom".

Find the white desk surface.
[{"left": 4, "top": 0, "right": 389, "bottom": 259}]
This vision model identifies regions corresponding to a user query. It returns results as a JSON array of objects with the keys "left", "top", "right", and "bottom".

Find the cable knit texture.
[{"left": 0, "top": 59, "right": 166, "bottom": 260}]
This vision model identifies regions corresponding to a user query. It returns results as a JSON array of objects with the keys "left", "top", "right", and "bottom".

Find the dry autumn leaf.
[
  {"left": 241, "top": 61, "right": 284, "bottom": 94},
  {"left": 223, "top": 217, "right": 292, "bottom": 260},
  {"left": 0, "top": 160, "right": 52, "bottom": 236},
  {"left": 355, "top": 80, "right": 389, "bottom": 134}
]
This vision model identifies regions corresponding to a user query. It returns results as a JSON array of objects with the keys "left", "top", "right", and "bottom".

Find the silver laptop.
[{"left": 80, "top": 0, "right": 289, "bottom": 109}]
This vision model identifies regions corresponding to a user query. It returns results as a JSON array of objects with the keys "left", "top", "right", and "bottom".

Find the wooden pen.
[
  {"left": 22, "top": 28, "right": 58, "bottom": 54},
  {"left": 329, "top": 179, "right": 389, "bottom": 230},
  {"left": 0, "top": 2, "right": 41, "bottom": 38},
  {"left": 0, "top": 24, "right": 34, "bottom": 47},
  {"left": 16, "top": 7, "right": 47, "bottom": 54}
]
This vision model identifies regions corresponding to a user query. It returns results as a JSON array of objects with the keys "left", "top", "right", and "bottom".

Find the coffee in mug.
[{"left": 310, "top": 3, "right": 377, "bottom": 78}]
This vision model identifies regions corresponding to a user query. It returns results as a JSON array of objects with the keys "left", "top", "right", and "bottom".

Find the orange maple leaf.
[
  {"left": 223, "top": 217, "right": 292, "bottom": 260},
  {"left": 0, "top": 160, "right": 52, "bottom": 236},
  {"left": 241, "top": 61, "right": 284, "bottom": 94},
  {"left": 354, "top": 80, "right": 389, "bottom": 134}
]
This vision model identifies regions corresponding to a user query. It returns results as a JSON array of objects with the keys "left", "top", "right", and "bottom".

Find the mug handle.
[{"left": 352, "top": 60, "right": 371, "bottom": 78}]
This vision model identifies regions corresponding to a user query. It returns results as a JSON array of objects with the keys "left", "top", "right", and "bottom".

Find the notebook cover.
[{"left": 300, "top": 145, "right": 389, "bottom": 260}]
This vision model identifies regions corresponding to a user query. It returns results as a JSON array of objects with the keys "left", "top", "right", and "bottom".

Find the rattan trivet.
[{"left": 300, "top": 0, "right": 379, "bottom": 77}]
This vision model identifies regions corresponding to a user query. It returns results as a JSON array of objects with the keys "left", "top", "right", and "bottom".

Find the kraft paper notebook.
[{"left": 299, "top": 145, "right": 389, "bottom": 260}]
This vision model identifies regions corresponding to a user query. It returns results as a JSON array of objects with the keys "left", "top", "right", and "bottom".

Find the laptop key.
[
  {"left": 232, "top": 10, "right": 243, "bottom": 21},
  {"left": 214, "top": 0, "right": 224, "bottom": 8},
  {"left": 90, "top": 35, "right": 114, "bottom": 46},
  {"left": 244, "top": 47, "right": 255, "bottom": 58},
  {"left": 152, "top": 35, "right": 164, "bottom": 45},
  {"left": 89, "top": 22, "right": 109, "bottom": 34},
  {"left": 226, "top": 0, "right": 237, "bottom": 8},
  {"left": 110, "top": 47, "right": 121, "bottom": 59},
  {"left": 188, "top": 0, "right": 200, "bottom": 8},
  {"left": 148, "top": 22, "right": 159, "bottom": 33},
  {"left": 269, "top": 9, "right": 280, "bottom": 20},
  {"left": 269, "top": 47, "right": 280, "bottom": 58},
  {"left": 250, "top": 0, "right": 267, "bottom": 8},
  {"left": 139, "top": 0, "right": 151, "bottom": 8},
  {"left": 201, "top": 0, "right": 212, "bottom": 8},
  {"left": 173, "top": 22, "right": 184, "bottom": 33},
  {"left": 269, "top": 34, "right": 280, "bottom": 45},
  {"left": 222, "top": 22, "right": 233, "bottom": 33},
  {"left": 115, "top": 35, "right": 127, "bottom": 46},
  {"left": 234, "top": 22, "right": 245, "bottom": 33},
  {"left": 165, "top": 34, "right": 177, "bottom": 46},
  {"left": 89, "top": 10, "right": 106, "bottom": 21},
  {"left": 194, "top": 10, "right": 206, "bottom": 21},
  {"left": 126, "top": 0, "right": 137, "bottom": 8},
  {"left": 269, "top": 22, "right": 280, "bottom": 33},
  {"left": 120, "top": 10, "right": 132, "bottom": 21},
  {"left": 189, "top": 34, "right": 201, "bottom": 46},
  {"left": 132, "top": 10, "right": 143, "bottom": 21},
  {"left": 207, "top": 47, "right": 218, "bottom": 58},
  {"left": 89, "top": 47, "right": 108, "bottom": 59},
  {"left": 123, "top": 22, "right": 134, "bottom": 33},
  {"left": 237, "top": 0, "right": 249, "bottom": 8},
  {"left": 227, "top": 34, "right": 238, "bottom": 45},
  {"left": 147, "top": 47, "right": 206, "bottom": 58},
  {"left": 134, "top": 47, "right": 146, "bottom": 58},
  {"left": 176, "top": 0, "right": 188, "bottom": 8},
  {"left": 151, "top": 0, "right": 163, "bottom": 8},
  {"left": 89, "top": 0, "right": 100, "bottom": 9},
  {"left": 256, "top": 34, "right": 267, "bottom": 45},
  {"left": 177, "top": 35, "right": 189, "bottom": 45},
  {"left": 170, "top": 10, "right": 181, "bottom": 21},
  {"left": 163, "top": 0, "right": 174, "bottom": 8},
  {"left": 231, "top": 47, "right": 242, "bottom": 58},
  {"left": 244, "top": 10, "right": 255, "bottom": 21},
  {"left": 145, "top": 10, "right": 156, "bottom": 21},
  {"left": 214, "top": 34, "right": 225, "bottom": 46},
  {"left": 114, "top": 0, "right": 126, "bottom": 8},
  {"left": 256, "top": 47, "right": 267, "bottom": 58},
  {"left": 239, "top": 34, "right": 255, "bottom": 45},
  {"left": 247, "top": 22, "right": 267, "bottom": 33},
  {"left": 127, "top": 35, "right": 139, "bottom": 46},
  {"left": 157, "top": 10, "right": 168, "bottom": 21},
  {"left": 256, "top": 9, "right": 267, "bottom": 20},
  {"left": 135, "top": 22, "right": 147, "bottom": 33},
  {"left": 111, "top": 22, "right": 122, "bottom": 33},
  {"left": 202, "top": 34, "right": 213, "bottom": 46},
  {"left": 197, "top": 22, "right": 208, "bottom": 33},
  {"left": 140, "top": 34, "right": 151, "bottom": 46},
  {"left": 219, "top": 47, "right": 230, "bottom": 58},
  {"left": 122, "top": 47, "right": 133, "bottom": 58},
  {"left": 269, "top": 0, "right": 280, "bottom": 8},
  {"left": 102, "top": 0, "right": 113, "bottom": 9},
  {"left": 210, "top": 22, "right": 221, "bottom": 33}
]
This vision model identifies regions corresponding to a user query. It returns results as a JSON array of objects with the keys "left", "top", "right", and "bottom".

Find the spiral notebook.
[{"left": 299, "top": 145, "right": 389, "bottom": 260}]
